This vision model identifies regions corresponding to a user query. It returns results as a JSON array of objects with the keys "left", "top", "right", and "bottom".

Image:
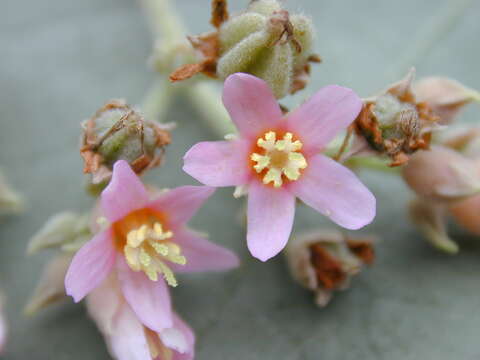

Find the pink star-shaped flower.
[
  {"left": 65, "top": 160, "right": 239, "bottom": 333},
  {"left": 183, "top": 73, "right": 376, "bottom": 261}
]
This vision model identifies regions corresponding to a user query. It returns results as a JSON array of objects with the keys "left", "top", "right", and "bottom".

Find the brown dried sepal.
[
  {"left": 346, "top": 239, "right": 375, "bottom": 265},
  {"left": 290, "top": 54, "right": 322, "bottom": 95},
  {"left": 352, "top": 94, "right": 439, "bottom": 167},
  {"left": 80, "top": 100, "right": 171, "bottom": 184},
  {"left": 169, "top": 32, "right": 220, "bottom": 82},
  {"left": 309, "top": 243, "right": 346, "bottom": 290},
  {"left": 210, "top": 0, "right": 229, "bottom": 29}
]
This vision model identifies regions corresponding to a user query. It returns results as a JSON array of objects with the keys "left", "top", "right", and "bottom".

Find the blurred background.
[{"left": 1, "top": 0, "right": 479, "bottom": 359}]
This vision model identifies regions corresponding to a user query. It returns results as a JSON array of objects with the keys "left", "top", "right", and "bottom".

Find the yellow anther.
[
  {"left": 139, "top": 248, "right": 151, "bottom": 267},
  {"left": 251, "top": 131, "right": 307, "bottom": 187},
  {"left": 122, "top": 221, "right": 187, "bottom": 287}
]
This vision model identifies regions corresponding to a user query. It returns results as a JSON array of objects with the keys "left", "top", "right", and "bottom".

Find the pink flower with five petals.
[
  {"left": 183, "top": 73, "right": 376, "bottom": 261},
  {"left": 65, "top": 160, "right": 239, "bottom": 333}
]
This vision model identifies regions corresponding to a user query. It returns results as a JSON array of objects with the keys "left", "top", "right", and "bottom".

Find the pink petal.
[
  {"left": 108, "top": 305, "right": 151, "bottom": 360},
  {"left": 87, "top": 276, "right": 151, "bottom": 360},
  {"left": 117, "top": 258, "right": 173, "bottom": 332},
  {"left": 247, "top": 181, "right": 296, "bottom": 261},
  {"left": 288, "top": 154, "right": 376, "bottom": 230},
  {"left": 0, "top": 301, "right": 6, "bottom": 354},
  {"left": 101, "top": 160, "right": 150, "bottom": 223},
  {"left": 222, "top": 73, "right": 283, "bottom": 139},
  {"left": 170, "top": 313, "right": 195, "bottom": 360},
  {"left": 65, "top": 229, "right": 116, "bottom": 302},
  {"left": 149, "top": 186, "right": 215, "bottom": 227},
  {"left": 183, "top": 140, "right": 251, "bottom": 187},
  {"left": 286, "top": 85, "right": 362, "bottom": 155},
  {"left": 169, "top": 228, "right": 240, "bottom": 273},
  {"left": 86, "top": 275, "right": 123, "bottom": 337},
  {"left": 158, "top": 312, "right": 194, "bottom": 356}
]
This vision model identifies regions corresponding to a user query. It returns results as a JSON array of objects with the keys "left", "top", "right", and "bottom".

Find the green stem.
[
  {"left": 343, "top": 156, "right": 401, "bottom": 174},
  {"left": 140, "top": 0, "right": 186, "bottom": 42},
  {"left": 141, "top": 77, "right": 177, "bottom": 123},
  {"left": 186, "top": 82, "right": 236, "bottom": 136},
  {"left": 139, "top": 0, "right": 235, "bottom": 137}
]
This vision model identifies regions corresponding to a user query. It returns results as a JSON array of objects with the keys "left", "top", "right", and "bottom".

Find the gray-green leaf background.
[{"left": 1, "top": 0, "right": 479, "bottom": 359}]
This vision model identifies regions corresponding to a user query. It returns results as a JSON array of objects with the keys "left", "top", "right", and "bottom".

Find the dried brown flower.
[{"left": 286, "top": 229, "right": 375, "bottom": 307}]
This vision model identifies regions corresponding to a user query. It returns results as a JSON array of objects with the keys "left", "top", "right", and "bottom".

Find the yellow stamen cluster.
[
  {"left": 124, "top": 222, "right": 186, "bottom": 287},
  {"left": 251, "top": 131, "right": 307, "bottom": 187}
]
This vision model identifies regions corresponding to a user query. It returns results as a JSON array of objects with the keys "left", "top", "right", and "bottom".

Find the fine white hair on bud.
[
  {"left": 170, "top": 0, "right": 319, "bottom": 99},
  {"left": 217, "top": 0, "right": 316, "bottom": 98}
]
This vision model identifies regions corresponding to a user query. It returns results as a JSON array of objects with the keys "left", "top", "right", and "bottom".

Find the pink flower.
[
  {"left": 0, "top": 296, "right": 5, "bottom": 354},
  {"left": 87, "top": 275, "right": 194, "bottom": 360},
  {"left": 65, "top": 160, "right": 239, "bottom": 332},
  {"left": 183, "top": 73, "right": 376, "bottom": 261}
]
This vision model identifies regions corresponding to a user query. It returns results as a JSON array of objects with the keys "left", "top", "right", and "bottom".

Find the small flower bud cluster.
[
  {"left": 348, "top": 69, "right": 440, "bottom": 167},
  {"left": 80, "top": 99, "right": 171, "bottom": 192},
  {"left": 170, "top": 0, "right": 320, "bottom": 99},
  {"left": 285, "top": 230, "right": 374, "bottom": 307}
]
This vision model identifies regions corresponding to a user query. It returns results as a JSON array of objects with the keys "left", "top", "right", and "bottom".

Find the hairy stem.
[{"left": 186, "top": 82, "right": 236, "bottom": 136}]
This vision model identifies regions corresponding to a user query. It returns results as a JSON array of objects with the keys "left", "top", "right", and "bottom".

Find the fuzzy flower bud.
[
  {"left": 0, "top": 170, "right": 23, "bottom": 216},
  {"left": 413, "top": 77, "right": 480, "bottom": 125},
  {"left": 344, "top": 68, "right": 440, "bottom": 167},
  {"left": 404, "top": 130, "right": 480, "bottom": 253},
  {"left": 27, "top": 211, "right": 92, "bottom": 255},
  {"left": 402, "top": 145, "right": 480, "bottom": 203},
  {"left": 25, "top": 211, "right": 93, "bottom": 315},
  {"left": 285, "top": 230, "right": 374, "bottom": 307},
  {"left": 80, "top": 99, "right": 171, "bottom": 190},
  {"left": 170, "top": 0, "right": 320, "bottom": 99}
]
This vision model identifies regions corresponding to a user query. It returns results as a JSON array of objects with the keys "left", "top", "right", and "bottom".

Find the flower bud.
[
  {"left": 80, "top": 99, "right": 171, "bottom": 190},
  {"left": 449, "top": 194, "right": 480, "bottom": 236},
  {"left": 25, "top": 211, "right": 93, "bottom": 315},
  {"left": 170, "top": 0, "right": 320, "bottom": 99},
  {"left": 27, "top": 211, "right": 91, "bottom": 255},
  {"left": 24, "top": 254, "right": 72, "bottom": 316},
  {"left": 285, "top": 229, "right": 374, "bottom": 307},
  {"left": 408, "top": 199, "right": 458, "bottom": 254},
  {"left": 0, "top": 170, "right": 23, "bottom": 216},
  {"left": 413, "top": 77, "right": 480, "bottom": 125},
  {"left": 349, "top": 68, "right": 440, "bottom": 167},
  {"left": 402, "top": 145, "right": 480, "bottom": 203}
]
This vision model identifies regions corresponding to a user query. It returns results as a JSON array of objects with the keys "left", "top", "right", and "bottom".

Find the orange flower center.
[
  {"left": 112, "top": 208, "right": 186, "bottom": 286},
  {"left": 250, "top": 131, "right": 307, "bottom": 187}
]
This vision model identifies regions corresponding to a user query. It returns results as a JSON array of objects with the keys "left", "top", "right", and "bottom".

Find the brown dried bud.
[
  {"left": 285, "top": 230, "right": 375, "bottom": 307},
  {"left": 80, "top": 99, "right": 171, "bottom": 188},
  {"left": 346, "top": 68, "right": 440, "bottom": 167}
]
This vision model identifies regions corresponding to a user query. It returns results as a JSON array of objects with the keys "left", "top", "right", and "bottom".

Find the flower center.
[
  {"left": 112, "top": 209, "right": 186, "bottom": 287},
  {"left": 251, "top": 131, "right": 307, "bottom": 187}
]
